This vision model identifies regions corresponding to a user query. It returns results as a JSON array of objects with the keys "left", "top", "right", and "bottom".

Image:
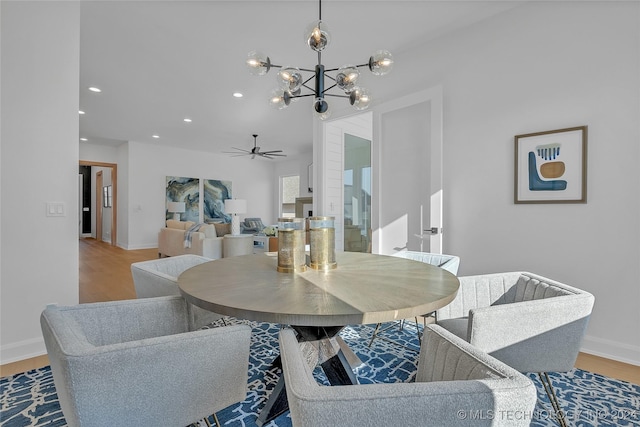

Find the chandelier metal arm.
[
  {"left": 290, "top": 93, "right": 316, "bottom": 99},
  {"left": 323, "top": 93, "right": 350, "bottom": 99},
  {"left": 322, "top": 82, "right": 338, "bottom": 94}
]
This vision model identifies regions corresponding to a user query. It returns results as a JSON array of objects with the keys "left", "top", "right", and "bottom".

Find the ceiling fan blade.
[
  {"left": 261, "top": 149, "right": 283, "bottom": 154},
  {"left": 223, "top": 147, "right": 251, "bottom": 154}
]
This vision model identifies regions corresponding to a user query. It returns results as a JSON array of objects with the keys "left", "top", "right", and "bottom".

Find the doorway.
[
  {"left": 344, "top": 134, "right": 371, "bottom": 253},
  {"left": 79, "top": 160, "right": 117, "bottom": 246},
  {"left": 373, "top": 87, "right": 443, "bottom": 255}
]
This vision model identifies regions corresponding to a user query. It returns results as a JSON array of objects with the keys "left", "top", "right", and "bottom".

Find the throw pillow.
[
  {"left": 213, "top": 222, "right": 231, "bottom": 236},
  {"left": 166, "top": 219, "right": 185, "bottom": 229}
]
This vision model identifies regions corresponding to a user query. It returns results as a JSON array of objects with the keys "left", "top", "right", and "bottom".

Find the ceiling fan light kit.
[{"left": 246, "top": 0, "right": 393, "bottom": 120}]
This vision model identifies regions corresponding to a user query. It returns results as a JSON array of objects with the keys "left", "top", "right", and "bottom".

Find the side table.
[{"left": 223, "top": 235, "right": 254, "bottom": 257}]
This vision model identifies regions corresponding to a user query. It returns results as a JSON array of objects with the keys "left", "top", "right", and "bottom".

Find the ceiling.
[{"left": 79, "top": 0, "right": 521, "bottom": 159}]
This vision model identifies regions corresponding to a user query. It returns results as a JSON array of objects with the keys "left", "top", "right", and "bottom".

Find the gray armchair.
[
  {"left": 131, "top": 254, "right": 224, "bottom": 328},
  {"left": 240, "top": 217, "right": 265, "bottom": 234},
  {"left": 369, "top": 251, "right": 460, "bottom": 349},
  {"left": 436, "top": 271, "right": 595, "bottom": 427},
  {"left": 279, "top": 324, "right": 537, "bottom": 427},
  {"left": 391, "top": 250, "right": 460, "bottom": 275},
  {"left": 40, "top": 296, "right": 251, "bottom": 427}
]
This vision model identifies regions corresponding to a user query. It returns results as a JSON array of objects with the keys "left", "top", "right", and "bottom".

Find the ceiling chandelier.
[{"left": 246, "top": 0, "right": 393, "bottom": 120}]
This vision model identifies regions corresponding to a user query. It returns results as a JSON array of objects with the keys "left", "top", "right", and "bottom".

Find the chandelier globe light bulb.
[
  {"left": 336, "top": 65, "right": 360, "bottom": 92},
  {"left": 277, "top": 67, "right": 303, "bottom": 92},
  {"left": 269, "top": 89, "right": 291, "bottom": 110},
  {"left": 305, "top": 20, "right": 330, "bottom": 52},
  {"left": 369, "top": 50, "right": 394, "bottom": 76},
  {"left": 349, "top": 87, "right": 371, "bottom": 110},
  {"left": 247, "top": 51, "right": 271, "bottom": 76}
]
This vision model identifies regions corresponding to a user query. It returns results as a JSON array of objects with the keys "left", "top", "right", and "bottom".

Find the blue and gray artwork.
[
  {"left": 529, "top": 142, "right": 567, "bottom": 191},
  {"left": 166, "top": 176, "right": 200, "bottom": 222},
  {"left": 204, "top": 179, "right": 232, "bottom": 223}
]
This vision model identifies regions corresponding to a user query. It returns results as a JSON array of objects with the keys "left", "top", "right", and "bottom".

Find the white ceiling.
[{"left": 79, "top": 0, "right": 522, "bottom": 159}]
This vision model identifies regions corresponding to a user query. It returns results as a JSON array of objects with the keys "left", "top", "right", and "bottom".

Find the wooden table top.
[{"left": 178, "top": 251, "right": 459, "bottom": 327}]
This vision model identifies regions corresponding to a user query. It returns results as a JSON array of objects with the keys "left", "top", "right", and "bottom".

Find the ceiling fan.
[{"left": 224, "top": 134, "right": 287, "bottom": 160}]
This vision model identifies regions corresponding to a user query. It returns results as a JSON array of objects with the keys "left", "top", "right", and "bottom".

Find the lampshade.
[
  {"left": 225, "top": 199, "right": 247, "bottom": 214},
  {"left": 167, "top": 202, "right": 186, "bottom": 213}
]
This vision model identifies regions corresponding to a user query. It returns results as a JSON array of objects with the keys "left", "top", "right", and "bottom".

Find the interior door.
[
  {"left": 373, "top": 87, "right": 443, "bottom": 255},
  {"left": 96, "top": 170, "right": 103, "bottom": 242}
]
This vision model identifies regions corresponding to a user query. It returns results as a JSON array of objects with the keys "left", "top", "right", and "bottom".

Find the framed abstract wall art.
[
  {"left": 203, "top": 179, "right": 232, "bottom": 223},
  {"left": 514, "top": 126, "right": 587, "bottom": 204},
  {"left": 166, "top": 176, "right": 200, "bottom": 222}
]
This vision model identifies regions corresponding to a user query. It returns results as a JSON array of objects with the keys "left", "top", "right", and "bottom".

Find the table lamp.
[
  {"left": 225, "top": 199, "right": 247, "bottom": 235},
  {"left": 167, "top": 201, "right": 186, "bottom": 221}
]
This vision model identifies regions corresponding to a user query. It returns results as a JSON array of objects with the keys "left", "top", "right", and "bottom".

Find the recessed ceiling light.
[
  {"left": 88, "top": 87, "right": 101, "bottom": 93},
  {"left": 183, "top": 118, "right": 192, "bottom": 123},
  {"left": 80, "top": 138, "right": 88, "bottom": 141},
  {"left": 79, "top": 110, "right": 85, "bottom": 115},
  {"left": 233, "top": 92, "right": 243, "bottom": 98},
  {"left": 152, "top": 135, "right": 160, "bottom": 139}
]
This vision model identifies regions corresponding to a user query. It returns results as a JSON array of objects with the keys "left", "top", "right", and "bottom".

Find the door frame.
[
  {"left": 79, "top": 160, "right": 117, "bottom": 246},
  {"left": 372, "top": 86, "right": 444, "bottom": 254},
  {"left": 96, "top": 170, "right": 103, "bottom": 242}
]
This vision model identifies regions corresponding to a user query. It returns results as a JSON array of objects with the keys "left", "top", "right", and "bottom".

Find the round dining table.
[{"left": 178, "top": 251, "right": 460, "bottom": 425}]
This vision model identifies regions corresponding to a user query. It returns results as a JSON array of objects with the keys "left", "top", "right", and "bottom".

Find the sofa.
[{"left": 158, "top": 220, "right": 224, "bottom": 259}]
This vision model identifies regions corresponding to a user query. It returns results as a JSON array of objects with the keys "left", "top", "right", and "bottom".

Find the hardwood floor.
[
  {"left": 79, "top": 237, "right": 158, "bottom": 303},
  {"left": 2, "top": 238, "right": 639, "bottom": 385},
  {"left": 0, "top": 238, "right": 157, "bottom": 378}
]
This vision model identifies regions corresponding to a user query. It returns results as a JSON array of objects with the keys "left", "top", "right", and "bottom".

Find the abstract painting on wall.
[
  {"left": 203, "top": 179, "right": 232, "bottom": 223},
  {"left": 166, "top": 176, "right": 200, "bottom": 222},
  {"left": 514, "top": 126, "right": 587, "bottom": 204}
]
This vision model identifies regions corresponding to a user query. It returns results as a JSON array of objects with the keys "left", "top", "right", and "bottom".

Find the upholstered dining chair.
[
  {"left": 368, "top": 251, "right": 460, "bottom": 349},
  {"left": 40, "top": 296, "right": 251, "bottom": 427},
  {"left": 279, "top": 324, "right": 537, "bottom": 427},
  {"left": 436, "top": 271, "right": 595, "bottom": 427},
  {"left": 131, "top": 254, "right": 224, "bottom": 328}
]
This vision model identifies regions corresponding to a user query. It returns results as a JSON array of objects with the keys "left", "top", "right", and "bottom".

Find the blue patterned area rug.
[{"left": 1, "top": 320, "right": 639, "bottom": 427}]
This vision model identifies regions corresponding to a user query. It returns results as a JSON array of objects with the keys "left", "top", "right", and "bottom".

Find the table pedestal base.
[{"left": 255, "top": 326, "right": 361, "bottom": 426}]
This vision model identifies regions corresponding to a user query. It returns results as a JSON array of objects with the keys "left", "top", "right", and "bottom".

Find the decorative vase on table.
[
  {"left": 309, "top": 216, "right": 337, "bottom": 270},
  {"left": 277, "top": 218, "right": 306, "bottom": 272}
]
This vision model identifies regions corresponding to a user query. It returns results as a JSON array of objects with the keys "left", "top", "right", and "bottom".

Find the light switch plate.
[{"left": 46, "top": 202, "right": 66, "bottom": 217}]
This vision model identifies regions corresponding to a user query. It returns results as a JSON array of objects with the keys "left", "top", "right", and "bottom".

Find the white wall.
[
  {"left": 125, "top": 141, "right": 277, "bottom": 249},
  {"left": 79, "top": 142, "right": 120, "bottom": 164},
  {"left": 389, "top": 2, "right": 639, "bottom": 364},
  {"left": 0, "top": 1, "right": 80, "bottom": 363}
]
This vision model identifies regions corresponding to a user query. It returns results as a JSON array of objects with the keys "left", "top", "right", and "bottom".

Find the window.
[{"left": 280, "top": 175, "right": 300, "bottom": 218}]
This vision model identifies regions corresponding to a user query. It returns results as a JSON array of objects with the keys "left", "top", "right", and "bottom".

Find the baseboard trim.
[
  {"left": 581, "top": 334, "right": 640, "bottom": 367},
  {"left": 1, "top": 337, "right": 46, "bottom": 365},
  {"left": 120, "top": 243, "right": 158, "bottom": 250}
]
